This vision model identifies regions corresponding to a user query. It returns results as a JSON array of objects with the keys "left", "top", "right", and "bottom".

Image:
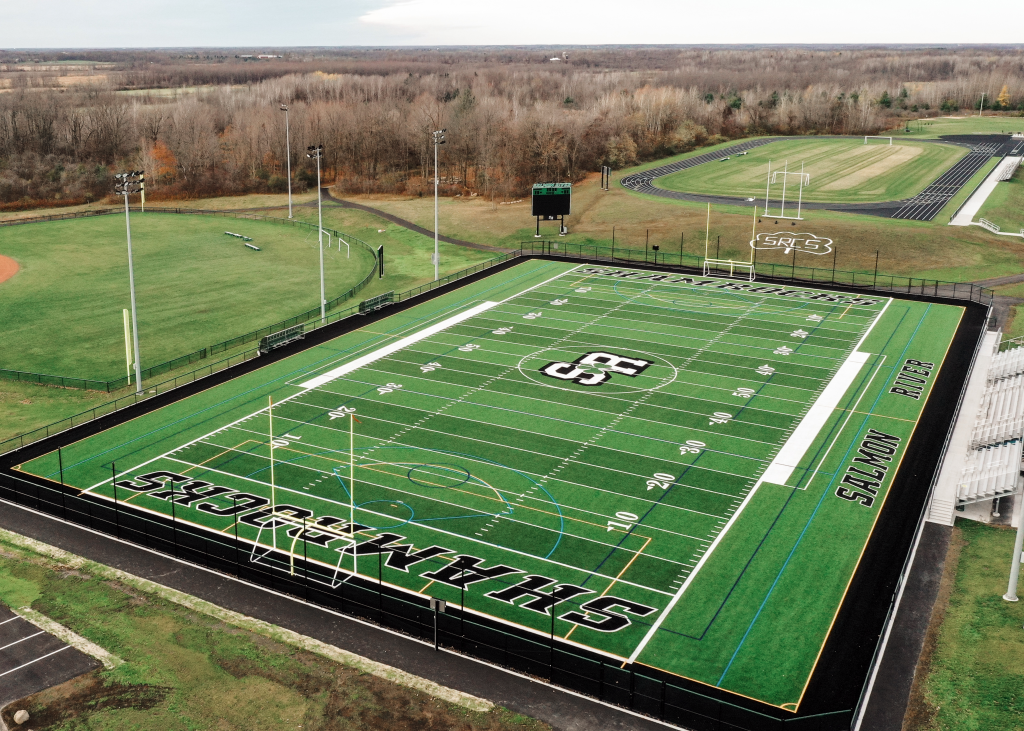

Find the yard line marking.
[
  {"left": 627, "top": 296, "right": 891, "bottom": 664},
  {"left": 563, "top": 535, "right": 653, "bottom": 641},
  {"left": 299, "top": 301, "right": 502, "bottom": 389},
  {"left": 86, "top": 269, "right": 587, "bottom": 492},
  {"left": 300, "top": 266, "right": 585, "bottom": 389}
]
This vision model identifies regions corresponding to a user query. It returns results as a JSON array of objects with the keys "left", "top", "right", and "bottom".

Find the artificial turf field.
[{"left": 18, "top": 260, "right": 964, "bottom": 710}]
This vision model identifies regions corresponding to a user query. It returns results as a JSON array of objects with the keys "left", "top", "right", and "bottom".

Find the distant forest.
[{"left": 0, "top": 46, "right": 1022, "bottom": 207}]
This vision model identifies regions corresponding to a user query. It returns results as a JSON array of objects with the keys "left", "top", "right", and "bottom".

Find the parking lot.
[{"left": 0, "top": 605, "right": 98, "bottom": 712}]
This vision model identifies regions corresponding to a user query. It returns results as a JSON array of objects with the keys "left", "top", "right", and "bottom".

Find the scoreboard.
[{"left": 531, "top": 183, "right": 572, "bottom": 217}]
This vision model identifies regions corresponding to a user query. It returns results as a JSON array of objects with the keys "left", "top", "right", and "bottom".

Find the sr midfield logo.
[{"left": 540, "top": 351, "right": 653, "bottom": 386}]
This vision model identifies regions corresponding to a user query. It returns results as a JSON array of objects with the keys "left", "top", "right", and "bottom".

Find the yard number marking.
[
  {"left": 329, "top": 406, "right": 357, "bottom": 420},
  {"left": 679, "top": 439, "right": 705, "bottom": 455},
  {"left": 575, "top": 287, "right": 591, "bottom": 293},
  {"left": 756, "top": 364, "right": 776, "bottom": 376},
  {"left": 732, "top": 387, "right": 756, "bottom": 398},
  {"left": 420, "top": 362, "right": 441, "bottom": 373},
  {"left": 492, "top": 327, "right": 513, "bottom": 335},
  {"left": 790, "top": 329, "right": 809, "bottom": 339},
  {"left": 377, "top": 382, "right": 403, "bottom": 395},
  {"left": 806, "top": 314, "right": 823, "bottom": 322},
  {"left": 458, "top": 343, "right": 481, "bottom": 352},
  {"left": 607, "top": 511, "right": 640, "bottom": 532},
  {"left": 523, "top": 312, "right": 543, "bottom": 320},
  {"left": 774, "top": 345, "right": 794, "bottom": 355},
  {"left": 709, "top": 411, "right": 732, "bottom": 426},
  {"left": 550, "top": 298, "right": 569, "bottom": 306},
  {"left": 646, "top": 472, "right": 676, "bottom": 491}
]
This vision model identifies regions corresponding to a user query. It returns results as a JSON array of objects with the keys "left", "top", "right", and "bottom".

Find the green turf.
[
  {"left": 0, "top": 212, "right": 376, "bottom": 380},
  {"left": 653, "top": 138, "right": 966, "bottom": 204},
  {"left": 19, "top": 261, "right": 963, "bottom": 709}
]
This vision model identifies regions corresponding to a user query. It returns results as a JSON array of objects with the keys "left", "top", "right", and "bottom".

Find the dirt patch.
[
  {"left": 902, "top": 525, "right": 966, "bottom": 730},
  {"left": 0, "top": 254, "right": 18, "bottom": 284},
  {"left": 1, "top": 670, "right": 169, "bottom": 730},
  {"left": 821, "top": 145, "right": 923, "bottom": 191},
  {"left": 211, "top": 646, "right": 544, "bottom": 731}
]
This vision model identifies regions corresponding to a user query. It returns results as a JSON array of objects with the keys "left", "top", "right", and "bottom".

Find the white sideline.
[
  {"left": 299, "top": 301, "right": 501, "bottom": 389},
  {"left": 627, "top": 297, "right": 891, "bottom": 663},
  {"left": 759, "top": 351, "right": 871, "bottom": 486}
]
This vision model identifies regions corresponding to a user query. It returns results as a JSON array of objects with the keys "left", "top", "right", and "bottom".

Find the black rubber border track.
[
  {"left": 0, "top": 256, "right": 986, "bottom": 730},
  {"left": 620, "top": 135, "right": 1011, "bottom": 221}
]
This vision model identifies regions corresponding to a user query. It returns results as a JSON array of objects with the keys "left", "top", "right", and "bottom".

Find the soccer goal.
[
  {"left": 701, "top": 202, "right": 756, "bottom": 281},
  {"left": 864, "top": 136, "right": 893, "bottom": 145},
  {"left": 703, "top": 259, "right": 756, "bottom": 281}
]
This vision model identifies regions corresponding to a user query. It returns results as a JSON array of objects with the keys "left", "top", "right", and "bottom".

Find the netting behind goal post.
[{"left": 864, "top": 136, "right": 893, "bottom": 145}]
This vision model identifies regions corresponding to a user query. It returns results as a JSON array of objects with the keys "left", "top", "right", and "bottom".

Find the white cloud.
[{"left": 360, "top": 0, "right": 1024, "bottom": 45}]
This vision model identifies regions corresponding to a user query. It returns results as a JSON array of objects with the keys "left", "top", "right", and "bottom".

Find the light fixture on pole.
[
  {"left": 114, "top": 171, "right": 145, "bottom": 394},
  {"left": 307, "top": 144, "right": 326, "bottom": 322},
  {"left": 432, "top": 129, "right": 446, "bottom": 282},
  {"left": 280, "top": 104, "right": 293, "bottom": 219}
]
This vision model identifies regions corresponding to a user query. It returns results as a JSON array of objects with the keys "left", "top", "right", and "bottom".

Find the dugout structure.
[
  {"left": 532, "top": 183, "right": 571, "bottom": 238},
  {"left": 0, "top": 254, "right": 989, "bottom": 731}
]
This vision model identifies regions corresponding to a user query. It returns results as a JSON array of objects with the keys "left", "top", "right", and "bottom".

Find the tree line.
[{"left": 0, "top": 47, "right": 1022, "bottom": 208}]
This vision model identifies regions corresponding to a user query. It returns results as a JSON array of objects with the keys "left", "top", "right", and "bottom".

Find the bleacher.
[
  {"left": 957, "top": 440, "right": 1024, "bottom": 505},
  {"left": 971, "top": 373, "right": 1024, "bottom": 447},
  {"left": 997, "top": 156, "right": 1021, "bottom": 182},
  {"left": 987, "top": 341, "right": 1024, "bottom": 382},
  {"left": 929, "top": 333, "right": 1024, "bottom": 524}
]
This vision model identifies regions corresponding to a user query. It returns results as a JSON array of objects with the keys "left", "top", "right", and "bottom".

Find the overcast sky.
[{"left": 2, "top": 0, "right": 1022, "bottom": 48}]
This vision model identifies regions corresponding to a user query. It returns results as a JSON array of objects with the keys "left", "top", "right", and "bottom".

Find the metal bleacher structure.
[{"left": 930, "top": 334, "right": 1024, "bottom": 524}]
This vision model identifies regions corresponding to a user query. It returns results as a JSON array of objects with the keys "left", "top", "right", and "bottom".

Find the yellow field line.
[
  {"left": 837, "top": 303, "right": 854, "bottom": 319},
  {"left": 564, "top": 535, "right": 652, "bottom": 641},
  {"left": 837, "top": 409, "right": 916, "bottom": 423},
  {"left": 418, "top": 580, "right": 436, "bottom": 594}
]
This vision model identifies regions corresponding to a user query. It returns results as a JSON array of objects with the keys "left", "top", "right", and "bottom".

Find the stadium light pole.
[
  {"left": 280, "top": 105, "right": 293, "bottom": 218},
  {"left": 114, "top": 171, "right": 145, "bottom": 394},
  {"left": 307, "top": 144, "right": 325, "bottom": 322},
  {"left": 432, "top": 129, "right": 446, "bottom": 282}
]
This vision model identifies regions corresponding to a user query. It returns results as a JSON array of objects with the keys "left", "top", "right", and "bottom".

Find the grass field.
[
  {"left": 912, "top": 521, "right": 1024, "bottom": 730},
  {"left": 20, "top": 260, "right": 964, "bottom": 709},
  {"left": 0, "top": 529, "right": 546, "bottom": 731},
  {"left": 900, "top": 115, "right": 1024, "bottom": 139},
  {"left": 976, "top": 166, "right": 1024, "bottom": 232},
  {"left": 0, "top": 212, "right": 375, "bottom": 380},
  {"left": 352, "top": 167, "right": 1024, "bottom": 285},
  {"left": 0, "top": 204, "right": 499, "bottom": 446},
  {"left": 653, "top": 138, "right": 966, "bottom": 203}
]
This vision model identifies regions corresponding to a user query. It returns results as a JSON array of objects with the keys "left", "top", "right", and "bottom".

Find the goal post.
[
  {"left": 763, "top": 160, "right": 807, "bottom": 220},
  {"left": 864, "top": 136, "right": 893, "bottom": 145},
  {"left": 703, "top": 259, "right": 756, "bottom": 281},
  {"left": 701, "top": 202, "right": 757, "bottom": 281}
]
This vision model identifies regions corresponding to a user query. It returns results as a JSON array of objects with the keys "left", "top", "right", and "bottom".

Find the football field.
[{"left": 18, "top": 260, "right": 964, "bottom": 710}]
